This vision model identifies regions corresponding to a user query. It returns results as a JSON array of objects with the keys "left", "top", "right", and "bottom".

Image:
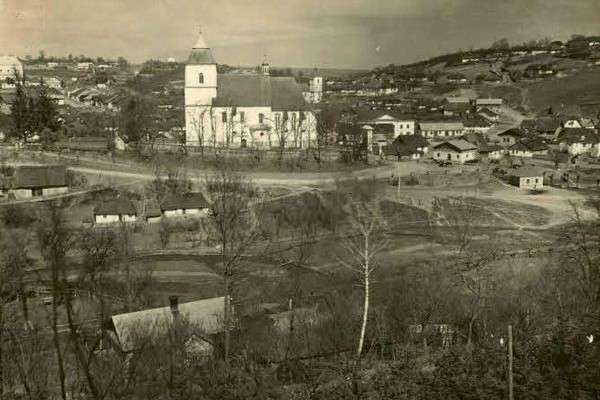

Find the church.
[{"left": 184, "top": 30, "right": 317, "bottom": 149}]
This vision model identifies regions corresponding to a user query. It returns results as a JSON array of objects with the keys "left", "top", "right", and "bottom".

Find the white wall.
[
  {"left": 43, "top": 187, "right": 68, "bottom": 196},
  {"left": 433, "top": 149, "right": 477, "bottom": 163},
  {"left": 95, "top": 215, "right": 120, "bottom": 224},
  {"left": 518, "top": 176, "right": 543, "bottom": 189}
]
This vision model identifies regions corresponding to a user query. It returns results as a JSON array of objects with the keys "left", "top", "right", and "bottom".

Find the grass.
[{"left": 525, "top": 68, "right": 600, "bottom": 114}]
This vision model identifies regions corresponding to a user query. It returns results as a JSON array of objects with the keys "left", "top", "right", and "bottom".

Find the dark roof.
[
  {"left": 14, "top": 165, "right": 67, "bottom": 189},
  {"left": 213, "top": 74, "right": 307, "bottom": 110},
  {"left": 432, "top": 139, "right": 477, "bottom": 152},
  {"left": 521, "top": 117, "right": 561, "bottom": 133},
  {"left": 94, "top": 197, "right": 137, "bottom": 216},
  {"left": 557, "top": 128, "right": 600, "bottom": 144},
  {"left": 463, "top": 117, "right": 492, "bottom": 128},
  {"left": 478, "top": 107, "right": 499, "bottom": 116},
  {"left": 510, "top": 167, "right": 545, "bottom": 178},
  {"left": 161, "top": 192, "right": 209, "bottom": 211},
  {"left": 187, "top": 48, "right": 216, "bottom": 65},
  {"left": 384, "top": 134, "right": 428, "bottom": 157},
  {"left": 498, "top": 128, "right": 525, "bottom": 138},
  {"left": 478, "top": 142, "right": 503, "bottom": 153},
  {"left": 145, "top": 201, "right": 162, "bottom": 218}
]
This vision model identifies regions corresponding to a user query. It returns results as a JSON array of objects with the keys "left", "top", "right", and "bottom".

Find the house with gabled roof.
[
  {"left": 93, "top": 197, "right": 137, "bottom": 224},
  {"left": 419, "top": 121, "right": 464, "bottom": 138},
  {"left": 109, "top": 296, "right": 226, "bottom": 354},
  {"left": 432, "top": 139, "right": 478, "bottom": 164},
  {"left": 520, "top": 117, "right": 561, "bottom": 138},
  {"left": 356, "top": 109, "right": 416, "bottom": 137},
  {"left": 507, "top": 138, "right": 549, "bottom": 158},
  {"left": 498, "top": 128, "right": 526, "bottom": 147},
  {"left": 557, "top": 128, "right": 600, "bottom": 156},
  {"left": 478, "top": 107, "right": 500, "bottom": 122},
  {"left": 382, "top": 134, "right": 429, "bottom": 161},
  {"left": 184, "top": 30, "right": 316, "bottom": 149},
  {"left": 161, "top": 192, "right": 210, "bottom": 218},
  {"left": 508, "top": 167, "right": 545, "bottom": 189},
  {"left": 2, "top": 165, "right": 69, "bottom": 199}
]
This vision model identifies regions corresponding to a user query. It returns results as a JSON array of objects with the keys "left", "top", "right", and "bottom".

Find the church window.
[
  {"left": 258, "top": 113, "right": 264, "bottom": 124},
  {"left": 198, "top": 73, "right": 204, "bottom": 84},
  {"left": 239, "top": 112, "right": 245, "bottom": 122},
  {"left": 222, "top": 112, "right": 227, "bottom": 123}
]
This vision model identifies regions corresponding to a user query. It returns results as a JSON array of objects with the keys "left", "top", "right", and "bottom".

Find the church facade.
[{"left": 184, "top": 31, "right": 317, "bottom": 149}]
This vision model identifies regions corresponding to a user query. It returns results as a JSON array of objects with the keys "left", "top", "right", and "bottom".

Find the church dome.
[{"left": 187, "top": 30, "right": 216, "bottom": 65}]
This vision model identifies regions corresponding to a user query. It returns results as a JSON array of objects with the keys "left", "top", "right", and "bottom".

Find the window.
[
  {"left": 222, "top": 112, "right": 227, "bottom": 123},
  {"left": 258, "top": 113, "right": 264, "bottom": 124},
  {"left": 526, "top": 179, "right": 530, "bottom": 184},
  {"left": 239, "top": 111, "right": 245, "bottom": 122},
  {"left": 535, "top": 178, "right": 539, "bottom": 183},
  {"left": 198, "top": 73, "right": 204, "bottom": 84}
]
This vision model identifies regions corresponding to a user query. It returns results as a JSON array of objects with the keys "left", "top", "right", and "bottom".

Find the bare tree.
[
  {"left": 204, "top": 166, "right": 264, "bottom": 367},
  {"left": 338, "top": 202, "right": 388, "bottom": 361},
  {"left": 36, "top": 202, "right": 74, "bottom": 400}
]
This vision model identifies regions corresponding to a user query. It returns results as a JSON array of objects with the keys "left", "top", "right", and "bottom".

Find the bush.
[{"left": 1, "top": 204, "right": 37, "bottom": 228}]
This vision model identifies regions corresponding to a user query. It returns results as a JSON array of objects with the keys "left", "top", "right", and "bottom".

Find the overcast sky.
[{"left": 1, "top": 0, "right": 599, "bottom": 69}]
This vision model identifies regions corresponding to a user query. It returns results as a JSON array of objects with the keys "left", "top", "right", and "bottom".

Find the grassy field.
[{"left": 525, "top": 68, "right": 600, "bottom": 114}]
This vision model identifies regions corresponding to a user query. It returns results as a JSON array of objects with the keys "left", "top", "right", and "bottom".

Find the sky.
[{"left": 1, "top": 0, "right": 599, "bottom": 69}]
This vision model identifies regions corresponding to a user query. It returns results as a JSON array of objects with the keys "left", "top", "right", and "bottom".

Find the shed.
[{"left": 508, "top": 167, "right": 544, "bottom": 189}]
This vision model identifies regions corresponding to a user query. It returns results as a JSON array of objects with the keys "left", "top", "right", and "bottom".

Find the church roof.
[
  {"left": 187, "top": 31, "right": 216, "bottom": 65},
  {"left": 187, "top": 48, "right": 216, "bottom": 65},
  {"left": 213, "top": 74, "right": 308, "bottom": 110}
]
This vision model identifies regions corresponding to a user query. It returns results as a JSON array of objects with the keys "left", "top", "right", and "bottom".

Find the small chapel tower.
[{"left": 185, "top": 28, "right": 217, "bottom": 144}]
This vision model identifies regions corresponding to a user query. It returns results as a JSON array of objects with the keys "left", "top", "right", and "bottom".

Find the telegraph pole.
[
  {"left": 508, "top": 324, "right": 514, "bottom": 400},
  {"left": 396, "top": 161, "right": 401, "bottom": 197}
]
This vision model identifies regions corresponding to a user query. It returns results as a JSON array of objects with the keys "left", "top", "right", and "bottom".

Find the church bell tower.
[{"left": 185, "top": 28, "right": 217, "bottom": 145}]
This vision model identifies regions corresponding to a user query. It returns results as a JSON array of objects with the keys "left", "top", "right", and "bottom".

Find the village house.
[
  {"left": 0, "top": 55, "right": 23, "bottom": 84},
  {"left": 432, "top": 139, "right": 478, "bottom": 164},
  {"left": 382, "top": 134, "right": 429, "bottom": 160},
  {"left": 185, "top": 30, "right": 316, "bottom": 149},
  {"left": 357, "top": 109, "right": 416, "bottom": 137},
  {"left": 557, "top": 128, "right": 600, "bottom": 156},
  {"left": 364, "top": 124, "right": 395, "bottom": 155},
  {"left": 446, "top": 73, "right": 469, "bottom": 84},
  {"left": 507, "top": 139, "right": 548, "bottom": 158},
  {"left": 93, "top": 197, "right": 138, "bottom": 224},
  {"left": 498, "top": 128, "right": 525, "bottom": 147},
  {"left": 463, "top": 117, "right": 492, "bottom": 134},
  {"left": 419, "top": 121, "right": 464, "bottom": 139},
  {"left": 474, "top": 98, "right": 503, "bottom": 111},
  {"left": 76, "top": 62, "right": 94, "bottom": 71},
  {"left": 109, "top": 296, "right": 226, "bottom": 354},
  {"left": 161, "top": 192, "right": 210, "bottom": 217},
  {"left": 1, "top": 165, "right": 69, "bottom": 199},
  {"left": 508, "top": 167, "right": 545, "bottom": 190},
  {"left": 478, "top": 142, "right": 504, "bottom": 161},
  {"left": 558, "top": 115, "right": 583, "bottom": 129},
  {"left": 520, "top": 117, "right": 561, "bottom": 138},
  {"left": 478, "top": 107, "right": 500, "bottom": 122}
]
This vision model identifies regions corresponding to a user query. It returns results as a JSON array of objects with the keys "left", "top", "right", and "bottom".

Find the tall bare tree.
[{"left": 205, "top": 166, "right": 264, "bottom": 367}]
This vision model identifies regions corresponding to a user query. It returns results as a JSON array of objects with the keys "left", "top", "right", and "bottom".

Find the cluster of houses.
[
  {"left": 337, "top": 96, "right": 504, "bottom": 160},
  {"left": 68, "top": 87, "right": 126, "bottom": 111},
  {"left": 91, "top": 192, "right": 210, "bottom": 225}
]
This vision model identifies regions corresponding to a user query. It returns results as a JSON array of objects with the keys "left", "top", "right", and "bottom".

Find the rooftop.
[
  {"left": 432, "top": 138, "right": 477, "bottom": 152},
  {"left": 161, "top": 192, "right": 209, "bottom": 211},
  {"left": 13, "top": 165, "right": 67, "bottom": 189},
  {"left": 93, "top": 196, "right": 137, "bottom": 216}
]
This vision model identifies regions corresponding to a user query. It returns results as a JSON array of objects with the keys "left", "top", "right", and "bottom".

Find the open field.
[{"left": 524, "top": 68, "right": 600, "bottom": 114}]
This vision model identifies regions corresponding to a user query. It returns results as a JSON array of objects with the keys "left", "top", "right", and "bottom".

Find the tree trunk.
[
  {"left": 223, "top": 272, "right": 231, "bottom": 368},
  {"left": 357, "top": 256, "right": 369, "bottom": 360},
  {"left": 51, "top": 278, "right": 67, "bottom": 400}
]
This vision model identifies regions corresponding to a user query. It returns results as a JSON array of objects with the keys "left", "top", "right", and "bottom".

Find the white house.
[
  {"left": 357, "top": 110, "right": 416, "bottom": 137},
  {"left": 93, "top": 197, "right": 137, "bottom": 224},
  {"left": 419, "top": 121, "right": 464, "bottom": 138},
  {"left": 0, "top": 55, "right": 23, "bottom": 81},
  {"left": 557, "top": 128, "right": 600, "bottom": 156},
  {"left": 184, "top": 30, "right": 316, "bottom": 149},
  {"left": 432, "top": 139, "right": 478, "bottom": 164},
  {"left": 1, "top": 165, "right": 69, "bottom": 199},
  {"left": 77, "top": 62, "right": 94, "bottom": 71},
  {"left": 161, "top": 192, "right": 210, "bottom": 218},
  {"left": 474, "top": 98, "right": 503, "bottom": 111},
  {"left": 509, "top": 168, "right": 544, "bottom": 190},
  {"left": 302, "top": 76, "right": 323, "bottom": 104}
]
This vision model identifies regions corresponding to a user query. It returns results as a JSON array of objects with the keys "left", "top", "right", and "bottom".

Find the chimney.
[{"left": 169, "top": 295, "right": 179, "bottom": 315}]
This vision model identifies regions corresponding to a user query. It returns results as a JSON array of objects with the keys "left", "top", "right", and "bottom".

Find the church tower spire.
[{"left": 185, "top": 26, "right": 218, "bottom": 146}]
